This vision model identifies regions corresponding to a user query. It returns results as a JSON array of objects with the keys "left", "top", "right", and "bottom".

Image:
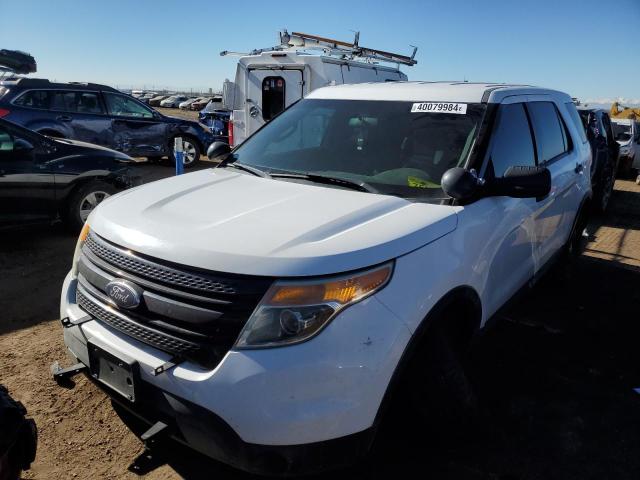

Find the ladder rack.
[{"left": 221, "top": 30, "right": 417, "bottom": 67}]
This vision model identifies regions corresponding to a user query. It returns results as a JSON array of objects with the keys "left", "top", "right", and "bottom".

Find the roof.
[
  {"left": 306, "top": 81, "right": 572, "bottom": 104},
  {"left": 0, "top": 77, "right": 118, "bottom": 92}
]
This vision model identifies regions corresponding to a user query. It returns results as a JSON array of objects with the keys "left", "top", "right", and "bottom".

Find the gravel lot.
[{"left": 1, "top": 170, "right": 639, "bottom": 479}]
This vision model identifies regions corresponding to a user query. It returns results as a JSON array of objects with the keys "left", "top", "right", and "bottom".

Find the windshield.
[
  {"left": 232, "top": 99, "right": 487, "bottom": 202},
  {"left": 613, "top": 123, "right": 631, "bottom": 142}
]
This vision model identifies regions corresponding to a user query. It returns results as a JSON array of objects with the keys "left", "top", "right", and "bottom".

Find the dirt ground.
[
  {"left": 155, "top": 107, "right": 199, "bottom": 122},
  {"left": 1, "top": 172, "right": 640, "bottom": 479}
]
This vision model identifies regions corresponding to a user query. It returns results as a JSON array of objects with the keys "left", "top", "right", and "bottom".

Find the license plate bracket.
[{"left": 87, "top": 341, "right": 138, "bottom": 402}]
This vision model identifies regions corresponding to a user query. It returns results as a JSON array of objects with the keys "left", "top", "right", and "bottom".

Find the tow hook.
[
  {"left": 51, "top": 316, "right": 93, "bottom": 388},
  {"left": 128, "top": 421, "right": 171, "bottom": 476},
  {"left": 50, "top": 361, "right": 87, "bottom": 388}
]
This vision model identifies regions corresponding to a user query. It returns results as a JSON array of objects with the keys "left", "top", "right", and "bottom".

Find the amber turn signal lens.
[
  {"left": 268, "top": 264, "right": 392, "bottom": 307},
  {"left": 78, "top": 223, "right": 90, "bottom": 243}
]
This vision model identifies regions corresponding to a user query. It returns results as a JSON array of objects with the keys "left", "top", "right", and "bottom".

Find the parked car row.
[
  {"left": 130, "top": 90, "right": 223, "bottom": 111},
  {"left": 0, "top": 77, "right": 214, "bottom": 166}
]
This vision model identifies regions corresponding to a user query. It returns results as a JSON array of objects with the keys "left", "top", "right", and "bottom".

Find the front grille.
[
  {"left": 85, "top": 234, "right": 238, "bottom": 295},
  {"left": 77, "top": 289, "right": 200, "bottom": 356},
  {"left": 77, "top": 233, "right": 273, "bottom": 367}
]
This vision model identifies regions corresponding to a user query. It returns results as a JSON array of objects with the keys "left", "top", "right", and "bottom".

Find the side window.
[
  {"left": 104, "top": 92, "right": 154, "bottom": 118},
  {"left": 13, "top": 90, "right": 53, "bottom": 109},
  {"left": 489, "top": 103, "right": 536, "bottom": 177},
  {"left": 75, "top": 93, "right": 103, "bottom": 114},
  {"left": 564, "top": 102, "right": 588, "bottom": 144},
  {"left": 262, "top": 77, "right": 285, "bottom": 121},
  {"left": 527, "top": 102, "right": 568, "bottom": 163},
  {"left": 50, "top": 91, "right": 103, "bottom": 114},
  {"left": 51, "top": 91, "right": 76, "bottom": 112}
]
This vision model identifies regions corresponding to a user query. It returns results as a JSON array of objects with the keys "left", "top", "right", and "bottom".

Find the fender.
[{"left": 373, "top": 285, "right": 481, "bottom": 425}]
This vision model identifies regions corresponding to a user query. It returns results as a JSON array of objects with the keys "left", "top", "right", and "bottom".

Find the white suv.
[{"left": 59, "top": 82, "right": 592, "bottom": 475}]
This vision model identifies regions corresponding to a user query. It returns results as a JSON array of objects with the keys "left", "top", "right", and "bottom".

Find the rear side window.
[
  {"left": 489, "top": 103, "right": 536, "bottom": 177},
  {"left": 565, "top": 102, "right": 588, "bottom": 144},
  {"left": 14, "top": 90, "right": 53, "bottom": 109},
  {"left": 262, "top": 76, "right": 285, "bottom": 121},
  {"left": 50, "top": 91, "right": 103, "bottom": 114},
  {"left": 527, "top": 102, "right": 568, "bottom": 163}
]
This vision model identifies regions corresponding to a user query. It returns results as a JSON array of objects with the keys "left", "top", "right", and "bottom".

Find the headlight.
[
  {"left": 235, "top": 262, "right": 393, "bottom": 348},
  {"left": 71, "top": 223, "right": 90, "bottom": 276}
]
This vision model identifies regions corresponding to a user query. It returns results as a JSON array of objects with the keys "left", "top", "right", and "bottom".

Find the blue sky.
[{"left": 1, "top": 0, "right": 638, "bottom": 104}]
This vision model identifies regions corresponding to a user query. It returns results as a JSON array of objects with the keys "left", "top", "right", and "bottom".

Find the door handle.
[
  {"left": 575, "top": 162, "right": 584, "bottom": 174},
  {"left": 56, "top": 115, "right": 72, "bottom": 122}
]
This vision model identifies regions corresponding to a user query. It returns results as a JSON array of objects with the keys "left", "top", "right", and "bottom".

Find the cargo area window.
[
  {"left": 14, "top": 90, "right": 53, "bottom": 110},
  {"left": 262, "top": 76, "right": 285, "bottom": 121}
]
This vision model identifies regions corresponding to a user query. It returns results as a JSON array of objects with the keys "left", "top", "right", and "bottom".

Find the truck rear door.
[{"left": 245, "top": 69, "right": 303, "bottom": 140}]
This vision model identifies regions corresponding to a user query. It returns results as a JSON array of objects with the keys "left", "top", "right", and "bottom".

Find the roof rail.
[
  {"left": 0, "top": 77, "right": 118, "bottom": 91},
  {"left": 221, "top": 30, "right": 417, "bottom": 67}
]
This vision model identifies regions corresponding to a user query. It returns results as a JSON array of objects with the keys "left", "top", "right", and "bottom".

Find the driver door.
[
  {"left": 103, "top": 92, "right": 168, "bottom": 157},
  {"left": 0, "top": 123, "right": 56, "bottom": 226}
]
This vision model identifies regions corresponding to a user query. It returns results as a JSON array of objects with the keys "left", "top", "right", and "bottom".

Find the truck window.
[
  {"left": 262, "top": 77, "right": 285, "bottom": 121},
  {"left": 527, "top": 102, "right": 568, "bottom": 163},
  {"left": 489, "top": 103, "right": 536, "bottom": 177}
]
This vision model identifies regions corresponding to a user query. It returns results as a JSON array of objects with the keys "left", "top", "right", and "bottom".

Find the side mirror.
[
  {"left": 13, "top": 138, "right": 35, "bottom": 152},
  {"left": 207, "top": 141, "right": 231, "bottom": 161},
  {"left": 441, "top": 167, "right": 483, "bottom": 201},
  {"left": 490, "top": 165, "right": 551, "bottom": 199}
]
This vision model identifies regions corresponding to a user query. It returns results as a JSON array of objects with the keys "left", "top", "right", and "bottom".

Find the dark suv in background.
[
  {"left": 578, "top": 107, "right": 619, "bottom": 212},
  {"left": 0, "top": 78, "right": 213, "bottom": 167}
]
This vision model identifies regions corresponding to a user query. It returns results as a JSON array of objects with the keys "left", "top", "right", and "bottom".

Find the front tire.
[
  {"left": 169, "top": 136, "right": 201, "bottom": 168},
  {"left": 65, "top": 181, "right": 116, "bottom": 231}
]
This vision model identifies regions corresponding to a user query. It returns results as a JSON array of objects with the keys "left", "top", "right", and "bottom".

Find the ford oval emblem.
[{"left": 105, "top": 280, "right": 142, "bottom": 310}]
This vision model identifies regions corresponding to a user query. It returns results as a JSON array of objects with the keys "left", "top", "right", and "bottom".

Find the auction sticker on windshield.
[{"left": 411, "top": 102, "right": 467, "bottom": 114}]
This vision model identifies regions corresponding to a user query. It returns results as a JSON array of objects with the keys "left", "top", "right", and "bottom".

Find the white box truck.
[{"left": 221, "top": 30, "right": 417, "bottom": 146}]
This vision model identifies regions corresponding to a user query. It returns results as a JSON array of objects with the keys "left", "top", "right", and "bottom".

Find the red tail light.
[
  {"left": 228, "top": 118, "right": 234, "bottom": 147},
  {"left": 0, "top": 108, "right": 10, "bottom": 118}
]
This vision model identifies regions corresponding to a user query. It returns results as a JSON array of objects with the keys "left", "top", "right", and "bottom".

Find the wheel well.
[
  {"left": 60, "top": 176, "right": 113, "bottom": 210},
  {"left": 170, "top": 133, "right": 202, "bottom": 153},
  {"left": 374, "top": 286, "right": 481, "bottom": 424},
  {"left": 38, "top": 129, "right": 65, "bottom": 138}
]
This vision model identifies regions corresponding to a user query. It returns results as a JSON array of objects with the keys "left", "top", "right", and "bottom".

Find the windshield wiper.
[
  {"left": 219, "top": 162, "right": 271, "bottom": 178},
  {"left": 270, "top": 172, "right": 379, "bottom": 194}
]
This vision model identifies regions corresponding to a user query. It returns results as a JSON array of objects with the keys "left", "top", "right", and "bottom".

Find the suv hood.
[{"left": 89, "top": 168, "right": 459, "bottom": 277}]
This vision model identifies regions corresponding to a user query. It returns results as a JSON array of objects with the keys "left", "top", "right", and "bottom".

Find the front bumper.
[{"left": 60, "top": 270, "right": 411, "bottom": 474}]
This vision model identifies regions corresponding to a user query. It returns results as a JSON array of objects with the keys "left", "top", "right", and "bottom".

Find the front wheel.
[
  {"left": 65, "top": 181, "right": 116, "bottom": 231},
  {"left": 169, "top": 137, "right": 201, "bottom": 168}
]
